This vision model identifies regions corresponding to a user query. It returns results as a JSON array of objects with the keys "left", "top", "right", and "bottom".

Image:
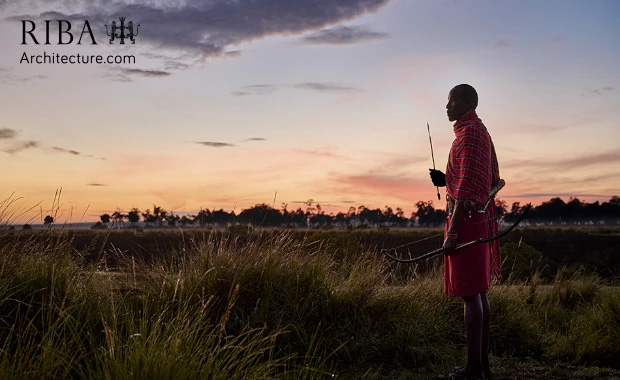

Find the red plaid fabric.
[{"left": 446, "top": 109, "right": 501, "bottom": 277}]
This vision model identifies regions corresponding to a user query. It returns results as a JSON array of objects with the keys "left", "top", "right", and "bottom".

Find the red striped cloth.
[{"left": 445, "top": 109, "right": 501, "bottom": 277}]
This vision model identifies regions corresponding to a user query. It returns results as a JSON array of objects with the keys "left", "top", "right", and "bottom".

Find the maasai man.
[{"left": 430, "top": 84, "right": 500, "bottom": 380}]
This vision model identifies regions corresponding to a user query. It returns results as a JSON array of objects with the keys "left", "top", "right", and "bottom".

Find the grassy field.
[{"left": 0, "top": 228, "right": 618, "bottom": 379}]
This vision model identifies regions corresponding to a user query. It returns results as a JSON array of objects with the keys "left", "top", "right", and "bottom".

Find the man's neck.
[{"left": 455, "top": 109, "right": 477, "bottom": 123}]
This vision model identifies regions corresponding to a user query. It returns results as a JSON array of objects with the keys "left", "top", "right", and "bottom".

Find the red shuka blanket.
[{"left": 444, "top": 110, "right": 501, "bottom": 296}]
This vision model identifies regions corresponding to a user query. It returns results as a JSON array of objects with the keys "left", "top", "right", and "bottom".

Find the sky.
[{"left": 1, "top": 0, "right": 619, "bottom": 224}]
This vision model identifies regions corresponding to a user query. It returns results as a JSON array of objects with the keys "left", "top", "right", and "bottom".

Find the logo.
[
  {"left": 105, "top": 17, "right": 140, "bottom": 44},
  {"left": 21, "top": 20, "right": 97, "bottom": 45}
]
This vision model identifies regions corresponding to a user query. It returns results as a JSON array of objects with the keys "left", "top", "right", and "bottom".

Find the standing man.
[{"left": 430, "top": 84, "right": 500, "bottom": 380}]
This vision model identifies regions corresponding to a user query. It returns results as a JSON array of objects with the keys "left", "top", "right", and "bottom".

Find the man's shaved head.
[
  {"left": 446, "top": 84, "right": 479, "bottom": 122},
  {"left": 452, "top": 84, "right": 478, "bottom": 109}
]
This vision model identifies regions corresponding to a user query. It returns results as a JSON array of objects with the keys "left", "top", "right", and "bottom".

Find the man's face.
[{"left": 446, "top": 88, "right": 472, "bottom": 122}]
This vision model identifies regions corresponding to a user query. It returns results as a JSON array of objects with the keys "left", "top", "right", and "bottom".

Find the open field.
[
  {"left": 0, "top": 228, "right": 618, "bottom": 378},
  {"left": 3, "top": 225, "right": 618, "bottom": 280}
]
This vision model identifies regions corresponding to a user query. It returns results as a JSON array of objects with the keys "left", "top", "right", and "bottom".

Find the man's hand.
[
  {"left": 429, "top": 169, "right": 446, "bottom": 187},
  {"left": 443, "top": 236, "right": 457, "bottom": 253}
]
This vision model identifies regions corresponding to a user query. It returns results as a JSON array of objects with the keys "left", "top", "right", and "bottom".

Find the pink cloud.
[
  {"left": 329, "top": 173, "right": 430, "bottom": 203},
  {"left": 293, "top": 148, "right": 349, "bottom": 159}
]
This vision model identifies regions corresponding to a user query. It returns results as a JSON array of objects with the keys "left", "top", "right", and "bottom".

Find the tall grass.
[{"left": 0, "top": 228, "right": 618, "bottom": 378}]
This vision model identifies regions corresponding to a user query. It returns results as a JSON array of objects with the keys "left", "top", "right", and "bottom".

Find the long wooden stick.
[{"left": 427, "top": 122, "right": 440, "bottom": 201}]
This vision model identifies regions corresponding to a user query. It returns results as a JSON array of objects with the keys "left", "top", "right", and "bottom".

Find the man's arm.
[{"left": 443, "top": 199, "right": 476, "bottom": 251}]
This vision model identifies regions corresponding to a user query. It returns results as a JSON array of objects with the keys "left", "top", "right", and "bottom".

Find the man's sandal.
[
  {"left": 446, "top": 366, "right": 484, "bottom": 380},
  {"left": 453, "top": 365, "right": 493, "bottom": 379}
]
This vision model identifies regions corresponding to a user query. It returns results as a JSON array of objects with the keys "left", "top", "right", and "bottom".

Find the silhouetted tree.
[
  {"left": 511, "top": 201, "right": 523, "bottom": 214},
  {"left": 382, "top": 205, "right": 407, "bottom": 226},
  {"left": 212, "top": 209, "right": 234, "bottom": 225},
  {"left": 110, "top": 209, "right": 126, "bottom": 228},
  {"left": 141, "top": 209, "right": 157, "bottom": 227},
  {"left": 537, "top": 197, "right": 567, "bottom": 222},
  {"left": 280, "top": 203, "right": 289, "bottom": 221},
  {"left": 347, "top": 206, "right": 356, "bottom": 218},
  {"left": 334, "top": 212, "right": 346, "bottom": 225},
  {"left": 152, "top": 205, "right": 167, "bottom": 226},
  {"left": 310, "top": 204, "right": 332, "bottom": 227},
  {"left": 413, "top": 200, "right": 446, "bottom": 227},
  {"left": 383, "top": 205, "right": 394, "bottom": 220},
  {"left": 166, "top": 212, "right": 180, "bottom": 227},
  {"left": 127, "top": 208, "right": 140, "bottom": 226},
  {"left": 100, "top": 213, "right": 111, "bottom": 225},
  {"left": 179, "top": 215, "right": 194, "bottom": 227},
  {"left": 239, "top": 204, "right": 281, "bottom": 226},
  {"left": 358, "top": 206, "right": 383, "bottom": 226},
  {"left": 495, "top": 199, "right": 507, "bottom": 221},
  {"left": 600, "top": 198, "right": 620, "bottom": 224},
  {"left": 194, "top": 209, "right": 212, "bottom": 226},
  {"left": 288, "top": 208, "right": 307, "bottom": 226},
  {"left": 394, "top": 207, "right": 407, "bottom": 226},
  {"left": 44, "top": 215, "right": 54, "bottom": 225},
  {"left": 504, "top": 202, "right": 524, "bottom": 223},
  {"left": 566, "top": 197, "right": 584, "bottom": 222}
]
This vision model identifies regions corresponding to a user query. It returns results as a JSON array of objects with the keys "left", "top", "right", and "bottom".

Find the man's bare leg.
[
  {"left": 481, "top": 292, "right": 492, "bottom": 378},
  {"left": 463, "top": 294, "right": 483, "bottom": 376}
]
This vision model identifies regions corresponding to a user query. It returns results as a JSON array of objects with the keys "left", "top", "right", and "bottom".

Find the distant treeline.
[
  {"left": 501, "top": 196, "right": 620, "bottom": 225},
  {"left": 67, "top": 196, "right": 620, "bottom": 229}
]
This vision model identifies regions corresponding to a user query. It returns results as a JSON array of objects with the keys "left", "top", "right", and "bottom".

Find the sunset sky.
[{"left": 1, "top": 0, "right": 619, "bottom": 224}]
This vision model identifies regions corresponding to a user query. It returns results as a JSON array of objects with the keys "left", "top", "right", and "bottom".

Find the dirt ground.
[{"left": 352, "top": 358, "right": 620, "bottom": 379}]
